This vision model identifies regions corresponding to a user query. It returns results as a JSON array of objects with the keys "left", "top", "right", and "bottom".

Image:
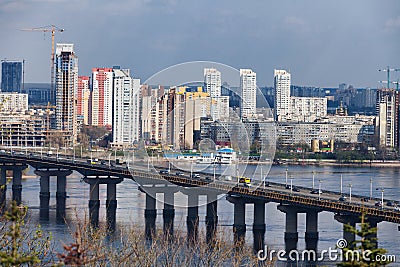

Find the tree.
[
  {"left": 0, "top": 201, "right": 53, "bottom": 266},
  {"left": 338, "top": 214, "right": 392, "bottom": 266}
]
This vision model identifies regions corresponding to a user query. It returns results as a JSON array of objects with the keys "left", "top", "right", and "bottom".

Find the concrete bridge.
[{"left": 0, "top": 149, "right": 399, "bottom": 257}]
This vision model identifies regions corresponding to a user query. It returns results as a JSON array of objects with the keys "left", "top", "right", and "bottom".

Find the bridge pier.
[
  {"left": 187, "top": 193, "right": 199, "bottom": 243},
  {"left": 34, "top": 170, "right": 50, "bottom": 220},
  {"left": 144, "top": 192, "right": 157, "bottom": 242},
  {"left": 253, "top": 200, "right": 266, "bottom": 254},
  {"left": 334, "top": 214, "right": 359, "bottom": 248},
  {"left": 0, "top": 168, "right": 7, "bottom": 211},
  {"left": 163, "top": 190, "right": 175, "bottom": 240},
  {"left": 232, "top": 197, "right": 246, "bottom": 246},
  {"left": 56, "top": 170, "right": 72, "bottom": 222},
  {"left": 12, "top": 166, "right": 24, "bottom": 205},
  {"left": 305, "top": 210, "right": 320, "bottom": 252},
  {"left": 278, "top": 205, "right": 299, "bottom": 253},
  {"left": 366, "top": 218, "right": 381, "bottom": 249},
  {"left": 206, "top": 193, "right": 218, "bottom": 244},
  {"left": 88, "top": 180, "right": 100, "bottom": 228},
  {"left": 106, "top": 182, "right": 117, "bottom": 231}
]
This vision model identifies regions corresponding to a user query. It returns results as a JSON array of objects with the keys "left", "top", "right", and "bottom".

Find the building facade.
[
  {"left": 1, "top": 60, "right": 22, "bottom": 93},
  {"left": 0, "top": 92, "right": 28, "bottom": 112},
  {"left": 55, "top": 43, "right": 78, "bottom": 144},
  {"left": 375, "top": 88, "right": 399, "bottom": 149},
  {"left": 91, "top": 68, "right": 113, "bottom": 127},
  {"left": 240, "top": 69, "right": 257, "bottom": 119},
  {"left": 274, "top": 69, "right": 291, "bottom": 121},
  {"left": 77, "top": 76, "right": 90, "bottom": 125},
  {"left": 289, "top": 97, "right": 327, "bottom": 122},
  {"left": 112, "top": 69, "right": 140, "bottom": 147}
]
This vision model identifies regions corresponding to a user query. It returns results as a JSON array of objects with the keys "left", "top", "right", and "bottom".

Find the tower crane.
[
  {"left": 378, "top": 66, "right": 400, "bottom": 89},
  {"left": 21, "top": 25, "right": 64, "bottom": 100}
]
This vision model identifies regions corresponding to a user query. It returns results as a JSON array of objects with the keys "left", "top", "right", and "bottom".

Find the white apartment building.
[
  {"left": 0, "top": 92, "right": 28, "bottom": 112},
  {"left": 274, "top": 69, "right": 291, "bottom": 121},
  {"left": 204, "top": 68, "right": 229, "bottom": 121},
  {"left": 240, "top": 69, "right": 257, "bottom": 119},
  {"left": 112, "top": 69, "right": 140, "bottom": 147},
  {"left": 289, "top": 97, "right": 327, "bottom": 122}
]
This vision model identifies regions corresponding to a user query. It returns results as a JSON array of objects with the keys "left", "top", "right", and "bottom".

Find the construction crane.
[
  {"left": 378, "top": 66, "right": 400, "bottom": 89},
  {"left": 21, "top": 25, "right": 64, "bottom": 99}
]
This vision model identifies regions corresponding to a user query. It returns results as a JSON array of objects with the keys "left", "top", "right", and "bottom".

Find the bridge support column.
[
  {"left": 56, "top": 171, "right": 72, "bottom": 222},
  {"left": 233, "top": 198, "right": 246, "bottom": 246},
  {"left": 145, "top": 192, "right": 157, "bottom": 242},
  {"left": 106, "top": 183, "right": 117, "bottom": 231},
  {"left": 187, "top": 193, "right": 199, "bottom": 243},
  {"left": 366, "top": 218, "right": 381, "bottom": 249},
  {"left": 206, "top": 193, "right": 218, "bottom": 244},
  {"left": 0, "top": 168, "right": 7, "bottom": 211},
  {"left": 35, "top": 171, "right": 51, "bottom": 220},
  {"left": 88, "top": 180, "right": 100, "bottom": 228},
  {"left": 12, "top": 166, "right": 23, "bottom": 205},
  {"left": 253, "top": 200, "right": 266, "bottom": 254},
  {"left": 334, "top": 214, "right": 359, "bottom": 248},
  {"left": 278, "top": 205, "right": 299, "bottom": 253},
  {"left": 305, "top": 210, "right": 319, "bottom": 252},
  {"left": 163, "top": 191, "right": 175, "bottom": 240}
]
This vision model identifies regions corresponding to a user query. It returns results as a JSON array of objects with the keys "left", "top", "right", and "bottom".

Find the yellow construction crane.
[{"left": 21, "top": 25, "right": 64, "bottom": 98}]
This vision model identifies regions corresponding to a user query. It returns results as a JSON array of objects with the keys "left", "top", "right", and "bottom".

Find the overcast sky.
[{"left": 1, "top": 0, "right": 399, "bottom": 87}]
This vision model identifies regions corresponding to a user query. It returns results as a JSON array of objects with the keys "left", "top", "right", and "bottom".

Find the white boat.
[
  {"left": 196, "top": 153, "right": 215, "bottom": 164},
  {"left": 215, "top": 148, "right": 237, "bottom": 164}
]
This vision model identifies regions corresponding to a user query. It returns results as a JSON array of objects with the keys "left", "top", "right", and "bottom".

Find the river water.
[{"left": 7, "top": 164, "right": 400, "bottom": 265}]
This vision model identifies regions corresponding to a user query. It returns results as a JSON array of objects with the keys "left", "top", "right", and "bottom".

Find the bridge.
[{"left": 0, "top": 148, "right": 399, "bottom": 256}]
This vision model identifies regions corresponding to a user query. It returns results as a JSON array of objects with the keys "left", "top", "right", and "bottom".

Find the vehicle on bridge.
[{"left": 239, "top": 176, "right": 251, "bottom": 186}]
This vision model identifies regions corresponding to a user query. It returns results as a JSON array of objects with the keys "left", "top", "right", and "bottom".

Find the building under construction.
[
  {"left": 55, "top": 43, "right": 78, "bottom": 146},
  {"left": 0, "top": 111, "right": 46, "bottom": 147}
]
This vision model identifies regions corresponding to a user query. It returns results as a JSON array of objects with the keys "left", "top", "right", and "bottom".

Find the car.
[
  {"left": 339, "top": 196, "right": 347, "bottom": 201},
  {"left": 101, "top": 160, "right": 107, "bottom": 165},
  {"left": 361, "top": 197, "right": 369, "bottom": 202},
  {"left": 286, "top": 185, "right": 300, "bottom": 192},
  {"left": 159, "top": 169, "right": 170, "bottom": 174},
  {"left": 310, "top": 189, "right": 322, "bottom": 194},
  {"left": 175, "top": 171, "right": 185, "bottom": 176},
  {"left": 386, "top": 201, "right": 394, "bottom": 207},
  {"left": 394, "top": 206, "right": 400, "bottom": 211},
  {"left": 204, "top": 176, "right": 212, "bottom": 181},
  {"left": 375, "top": 201, "right": 382, "bottom": 207},
  {"left": 191, "top": 173, "right": 200, "bottom": 179}
]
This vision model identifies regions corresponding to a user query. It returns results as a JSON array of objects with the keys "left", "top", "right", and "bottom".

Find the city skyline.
[{"left": 1, "top": 0, "right": 399, "bottom": 87}]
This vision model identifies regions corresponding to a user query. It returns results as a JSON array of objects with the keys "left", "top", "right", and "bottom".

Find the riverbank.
[{"left": 272, "top": 159, "right": 400, "bottom": 168}]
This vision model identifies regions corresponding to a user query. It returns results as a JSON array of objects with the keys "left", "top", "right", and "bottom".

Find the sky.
[{"left": 1, "top": 0, "right": 399, "bottom": 88}]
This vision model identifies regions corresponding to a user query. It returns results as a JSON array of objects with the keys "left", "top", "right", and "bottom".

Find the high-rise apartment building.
[
  {"left": 55, "top": 43, "right": 78, "bottom": 144},
  {"left": 204, "top": 68, "right": 221, "bottom": 98},
  {"left": 375, "top": 88, "right": 399, "bottom": 148},
  {"left": 112, "top": 69, "right": 140, "bottom": 147},
  {"left": 91, "top": 68, "right": 113, "bottom": 127},
  {"left": 204, "top": 68, "right": 228, "bottom": 121},
  {"left": 141, "top": 85, "right": 166, "bottom": 142},
  {"left": 1, "top": 61, "right": 22, "bottom": 93},
  {"left": 77, "top": 76, "right": 90, "bottom": 125},
  {"left": 274, "top": 69, "right": 291, "bottom": 121},
  {"left": 240, "top": 69, "right": 257, "bottom": 119}
]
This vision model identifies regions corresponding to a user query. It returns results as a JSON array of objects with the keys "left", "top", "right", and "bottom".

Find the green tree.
[
  {"left": 338, "top": 214, "right": 392, "bottom": 266},
  {"left": 0, "top": 201, "right": 40, "bottom": 266}
]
